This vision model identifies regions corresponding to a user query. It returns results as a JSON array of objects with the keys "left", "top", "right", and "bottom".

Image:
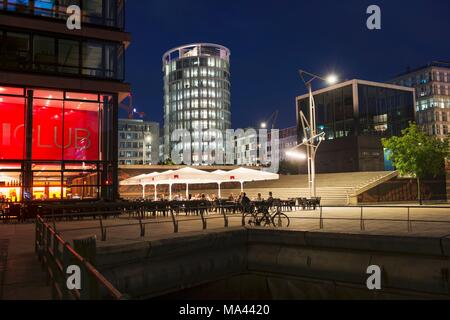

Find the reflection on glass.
[{"left": 58, "top": 40, "right": 79, "bottom": 74}]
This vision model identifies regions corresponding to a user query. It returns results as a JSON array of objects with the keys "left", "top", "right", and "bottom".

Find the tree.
[
  {"left": 163, "top": 158, "right": 175, "bottom": 166},
  {"left": 382, "top": 123, "right": 449, "bottom": 204}
]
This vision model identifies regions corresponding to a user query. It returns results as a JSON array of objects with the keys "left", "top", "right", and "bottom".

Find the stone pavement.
[
  {"left": 0, "top": 223, "right": 51, "bottom": 300},
  {"left": 0, "top": 205, "right": 449, "bottom": 300}
]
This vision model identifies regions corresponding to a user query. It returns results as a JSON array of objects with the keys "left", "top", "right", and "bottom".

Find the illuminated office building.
[
  {"left": 390, "top": 61, "right": 450, "bottom": 140},
  {"left": 296, "top": 80, "right": 415, "bottom": 173},
  {"left": 162, "top": 43, "right": 231, "bottom": 164}
]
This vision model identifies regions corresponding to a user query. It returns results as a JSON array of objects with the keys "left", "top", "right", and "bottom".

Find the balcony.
[
  {"left": 0, "top": 0, "right": 125, "bottom": 30},
  {"left": 0, "top": 29, "right": 125, "bottom": 81}
]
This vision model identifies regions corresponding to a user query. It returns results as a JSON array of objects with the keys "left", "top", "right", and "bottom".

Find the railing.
[
  {"left": 39, "top": 203, "right": 450, "bottom": 242},
  {"left": 43, "top": 203, "right": 240, "bottom": 241},
  {"left": 298, "top": 205, "right": 450, "bottom": 232},
  {"left": 35, "top": 215, "right": 124, "bottom": 300}
]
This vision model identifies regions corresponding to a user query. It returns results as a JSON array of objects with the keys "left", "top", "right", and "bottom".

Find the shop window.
[
  {"left": 0, "top": 96, "right": 26, "bottom": 160},
  {"left": 32, "top": 170, "right": 63, "bottom": 201},
  {"left": 63, "top": 101, "right": 100, "bottom": 161},
  {"left": 0, "top": 86, "right": 24, "bottom": 96},
  {"left": 32, "top": 97, "right": 64, "bottom": 160}
]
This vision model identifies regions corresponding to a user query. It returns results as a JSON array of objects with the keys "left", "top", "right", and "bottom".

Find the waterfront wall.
[{"left": 96, "top": 228, "right": 450, "bottom": 299}]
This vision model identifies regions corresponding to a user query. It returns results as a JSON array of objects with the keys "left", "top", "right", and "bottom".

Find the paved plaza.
[
  {"left": 0, "top": 205, "right": 449, "bottom": 300},
  {"left": 51, "top": 205, "right": 450, "bottom": 246}
]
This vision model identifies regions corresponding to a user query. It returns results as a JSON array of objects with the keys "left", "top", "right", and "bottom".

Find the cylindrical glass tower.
[{"left": 162, "top": 43, "right": 231, "bottom": 163}]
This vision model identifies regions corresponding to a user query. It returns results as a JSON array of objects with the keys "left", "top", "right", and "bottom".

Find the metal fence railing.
[
  {"left": 42, "top": 204, "right": 241, "bottom": 241},
  {"left": 35, "top": 215, "right": 124, "bottom": 300},
  {"left": 38, "top": 203, "right": 450, "bottom": 242},
  {"left": 298, "top": 205, "right": 450, "bottom": 232}
]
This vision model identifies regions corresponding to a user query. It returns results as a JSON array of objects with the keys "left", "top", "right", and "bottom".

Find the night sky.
[{"left": 125, "top": 0, "right": 450, "bottom": 129}]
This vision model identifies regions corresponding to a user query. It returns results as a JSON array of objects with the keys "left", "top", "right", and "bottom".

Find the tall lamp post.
[{"left": 287, "top": 70, "right": 338, "bottom": 198}]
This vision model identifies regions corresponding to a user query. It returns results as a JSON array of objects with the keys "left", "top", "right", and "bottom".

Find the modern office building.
[
  {"left": 118, "top": 119, "right": 160, "bottom": 166},
  {"left": 162, "top": 43, "right": 231, "bottom": 164},
  {"left": 390, "top": 61, "right": 450, "bottom": 140},
  {"left": 296, "top": 80, "right": 415, "bottom": 173},
  {"left": 0, "top": 1, "right": 130, "bottom": 202}
]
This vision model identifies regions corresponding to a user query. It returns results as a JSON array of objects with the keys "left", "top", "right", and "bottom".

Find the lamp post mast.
[
  {"left": 307, "top": 82, "right": 317, "bottom": 198},
  {"left": 297, "top": 70, "right": 338, "bottom": 198}
]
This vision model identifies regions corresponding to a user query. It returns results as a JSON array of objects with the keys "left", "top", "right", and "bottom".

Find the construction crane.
[
  {"left": 119, "top": 93, "right": 145, "bottom": 119},
  {"left": 260, "top": 110, "right": 279, "bottom": 130}
]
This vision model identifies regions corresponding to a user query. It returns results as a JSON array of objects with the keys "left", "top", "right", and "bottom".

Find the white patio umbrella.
[
  {"left": 148, "top": 167, "right": 223, "bottom": 200},
  {"left": 212, "top": 170, "right": 228, "bottom": 198},
  {"left": 217, "top": 167, "right": 279, "bottom": 192}
]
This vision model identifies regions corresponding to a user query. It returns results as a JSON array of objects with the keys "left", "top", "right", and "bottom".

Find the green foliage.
[
  {"left": 382, "top": 123, "right": 449, "bottom": 179},
  {"left": 164, "top": 158, "right": 175, "bottom": 166}
]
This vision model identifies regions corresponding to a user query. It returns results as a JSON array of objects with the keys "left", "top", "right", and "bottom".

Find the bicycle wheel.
[
  {"left": 271, "top": 212, "right": 290, "bottom": 228},
  {"left": 243, "top": 213, "right": 257, "bottom": 226}
]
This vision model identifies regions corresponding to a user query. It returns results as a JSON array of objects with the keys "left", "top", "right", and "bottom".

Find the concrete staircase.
[
  {"left": 194, "top": 171, "right": 398, "bottom": 205},
  {"left": 121, "top": 171, "right": 399, "bottom": 205}
]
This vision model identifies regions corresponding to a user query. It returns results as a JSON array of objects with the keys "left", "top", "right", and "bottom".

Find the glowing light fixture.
[
  {"left": 286, "top": 150, "right": 307, "bottom": 160},
  {"left": 326, "top": 74, "right": 339, "bottom": 85}
]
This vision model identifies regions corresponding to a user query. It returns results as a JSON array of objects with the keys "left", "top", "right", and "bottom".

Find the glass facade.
[
  {"left": 0, "top": 85, "right": 117, "bottom": 202},
  {"left": 1, "top": 0, "right": 124, "bottom": 29},
  {"left": 298, "top": 83, "right": 415, "bottom": 141},
  {"left": 163, "top": 44, "right": 231, "bottom": 163},
  {"left": 0, "top": 28, "right": 125, "bottom": 80}
]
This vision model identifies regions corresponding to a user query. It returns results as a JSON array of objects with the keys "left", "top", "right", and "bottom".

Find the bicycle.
[{"left": 243, "top": 201, "right": 290, "bottom": 228}]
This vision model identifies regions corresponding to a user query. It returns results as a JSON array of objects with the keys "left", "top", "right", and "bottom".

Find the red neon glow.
[{"left": 0, "top": 96, "right": 100, "bottom": 161}]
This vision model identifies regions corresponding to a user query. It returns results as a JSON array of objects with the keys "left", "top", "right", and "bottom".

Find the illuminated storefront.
[{"left": 0, "top": 86, "right": 117, "bottom": 202}]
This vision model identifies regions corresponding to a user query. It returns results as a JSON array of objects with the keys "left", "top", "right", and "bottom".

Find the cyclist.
[{"left": 240, "top": 192, "right": 252, "bottom": 213}]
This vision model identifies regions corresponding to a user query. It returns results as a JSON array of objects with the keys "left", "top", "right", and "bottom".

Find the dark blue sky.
[{"left": 125, "top": 0, "right": 450, "bottom": 129}]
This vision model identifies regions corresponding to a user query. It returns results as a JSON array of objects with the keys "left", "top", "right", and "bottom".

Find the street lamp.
[
  {"left": 293, "top": 70, "right": 339, "bottom": 197},
  {"left": 285, "top": 150, "right": 307, "bottom": 161}
]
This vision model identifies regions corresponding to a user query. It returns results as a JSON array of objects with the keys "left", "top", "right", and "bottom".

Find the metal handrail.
[
  {"left": 44, "top": 204, "right": 241, "bottom": 241},
  {"left": 35, "top": 215, "right": 124, "bottom": 300},
  {"left": 296, "top": 205, "right": 450, "bottom": 232},
  {"left": 40, "top": 203, "right": 450, "bottom": 241}
]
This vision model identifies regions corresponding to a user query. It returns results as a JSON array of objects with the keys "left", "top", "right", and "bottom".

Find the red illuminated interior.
[{"left": 0, "top": 89, "right": 100, "bottom": 161}]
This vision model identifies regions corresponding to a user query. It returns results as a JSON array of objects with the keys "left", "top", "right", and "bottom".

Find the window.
[
  {"left": 0, "top": 96, "right": 26, "bottom": 160},
  {"left": 2, "top": 0, "right": 123, "bottom": 29},
  {"left": 5, "top": 32, "right": 30, "bottom": 68},
  {"left": 58, "top": 39, "right": 79, "bottom": 74},
  {"left": 33, "top": 36, "right": 56, "bottom": 71},
  {"left": 34, "top": 0, "right": 56, "bottom": 17},
  {"left": 0, "top": 28, "right": 124, "bottom": 80},
  {"left": 82, "top": 42, "right": 103, "bottom": 77}
]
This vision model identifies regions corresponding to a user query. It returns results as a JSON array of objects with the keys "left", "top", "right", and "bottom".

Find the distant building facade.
[
  {"left": 296, "top": 79, "right": 416, "bottom": 173},
  {"left": 162, "top": 43, "right": 231, "bottom": 164},
  {"left": 273, "top": 126, "right": 297, "bottom": 161},
  {"left": 234, "top": 128, "right": 260, "bottom": 166},
  {"left": 118, "top": 119, "right": 159, "bottom": 165},
  {"left": 390, "top": 61, "right": 450, "bottom": 140}
]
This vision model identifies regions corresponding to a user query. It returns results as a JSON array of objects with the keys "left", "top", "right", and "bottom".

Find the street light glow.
[
  {"left": 286, "top": 150, "right": 307, "bottom": 161},
  {"left": 260, "top": 122, "right": 267, "bottom": 129},
  {"left": 326, "top": 74, "right": 338, "bottom": 85}
]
